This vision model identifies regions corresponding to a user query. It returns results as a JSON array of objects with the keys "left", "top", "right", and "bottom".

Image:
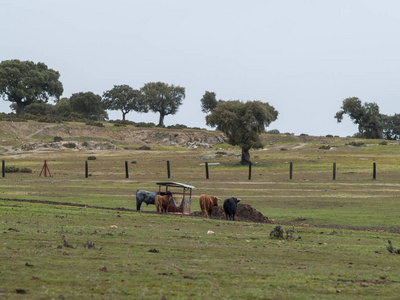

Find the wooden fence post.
[
  {"left": 290, "top": 162, "right": 293, "bottom": 180},
  {"left": 333, "top": 163, "right": 336, "bottom": 180},
  {"left": 85, "top": 161, "right": 88, "bottom": 178},
  {"left": 2, "top": 160, "right": 4, "bottom": 178},
  {"left": 373, "top": 162, "right": 376, "bottom": 180},
  {"left": 167, "top": 160, "right": 171, "bottom": 179},
  {"left": 125, "top": 161, "right": 129, "bottom": 179},
  {"left": 205, "top": 162, "right": 209, "bottom": 179},
  {"left": 248, "top": 162, "right": 252, "bottom": 180}
]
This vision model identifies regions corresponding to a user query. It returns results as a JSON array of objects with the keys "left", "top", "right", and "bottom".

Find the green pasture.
[{"left": 1, "top": 136, "right": 400, "bottom": 298}]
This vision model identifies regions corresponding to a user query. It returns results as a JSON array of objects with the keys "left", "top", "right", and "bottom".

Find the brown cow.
[
  {"left": 155, "top": 192, "right": 173, "bottom": 213},
  {"left": 199, "top": 194, "right": 219, "bottom": 218}
]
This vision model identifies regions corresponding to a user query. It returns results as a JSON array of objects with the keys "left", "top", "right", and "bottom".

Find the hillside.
[
  {"left": 0, "top": 120, "right": 360, "bottom": 153},
  {"left": 0, "top": 121, "right": 227, "bottom": 151}
]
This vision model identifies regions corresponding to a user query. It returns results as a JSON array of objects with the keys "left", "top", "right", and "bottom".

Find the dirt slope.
[{"left": 0, "top": 121, "right": 227, "bottom": 149}]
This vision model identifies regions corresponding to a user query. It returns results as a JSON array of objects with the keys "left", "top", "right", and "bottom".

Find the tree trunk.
[
  {"left": 16, "top": 101, "right": 25, "bottom": 114},
  {"left": 240, "top": 148, "right": 251, "bottom": 165},
  {"left": 374, "top": 126, "right": 383, "bottom": 139},
  {"left": 158, "top": 113, "right": 165, "bottom": 127},
  {"left": 122, "top": 112, "right": 126, "bottom": 121}
]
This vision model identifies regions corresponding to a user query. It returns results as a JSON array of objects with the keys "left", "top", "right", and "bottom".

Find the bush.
[
  {"left": 135, "top": 122, "right": 156, "bottom": 128},
  {"left": 54, "top": 136, "right": 63, "bottom": 142},
  {"left": 112, "top": 120, "right": 136, "bottom": 126},
  {"left": 379, "top": 141, "right": 388, "bottom": 145},
  {"left": 347, "top": 141, "right": 365, "bottom": 147},
  {"left": 319, "top": 145, "right": 331, "bottom": 150},
  {"left": 167, "top": 124, "right": 188, "bottom": 130},
  {"left": 4, "top": 165, "right": 19, "bottom": 173},
  {"left": 63, "top": 142, "right": 76, "bottom": 149},
  {"left": 87, "top": 156, "right": 97, "bottom": 160},
  {"left": 19, "top": 167, "right": 32, "bottom": 173},
  {"left": 326, "top": 134, "right": 333, "bottom": 138},
  {"left": 85, "top": 121, "right": 104, "bottom": 127},
  {"left": 267, "top": 129, "right": 280, "bottom": 134},
  {"left": 137, "top": 146, "right": 151, "bottom": 150}
]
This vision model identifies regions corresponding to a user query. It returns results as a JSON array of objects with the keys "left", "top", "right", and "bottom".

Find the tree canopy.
[
  {"left": 140, "top": 82, "right": 185, "bottom": 127},
  {"left": 0, "top": 59, "right": 63, "bottom": 114},
  {"left": 206, "top": 100, "right": 278, "bottom": 165},
  {"left": 335, "top": 97, "right": 383, "bottom": 139},
  {"left": 102, "top": 85, "right": 147, "bottom": 121},
  {"left": 69, "top": 92, "right": 108, "bottom": 121},
  {"left": 200, "top": 91, "right": 218, "bottom": 113}
]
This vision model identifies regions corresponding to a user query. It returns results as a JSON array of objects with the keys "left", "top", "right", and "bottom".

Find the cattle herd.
[{"left": 136, "top": 189, "right": 241, "bottom": 221}]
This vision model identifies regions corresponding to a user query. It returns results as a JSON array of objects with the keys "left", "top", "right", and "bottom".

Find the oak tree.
[
  {"left": 0, "top": 60, "right": 63, "bottom": 113},
  {"left": 335, "top": 97, "right": 383, "bottom": 139},
  {"left": 206, "top": 100, "right": 278, "bottom": 165},
  {"left": 69, "top": 92, "right": 108, "bottom": 121},
  {"left": 140, "top": 82, "right": 185, "bottom": 127},
  {"left": 102, "top": 85, "right": 148, "bottom": 121}
]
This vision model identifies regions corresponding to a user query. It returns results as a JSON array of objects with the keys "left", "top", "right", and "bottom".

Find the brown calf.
[
  {"left": 199, "top": 194, "right": 219, "bottom": 218},
  {"left": 155, "top": 192, "right": 173, "bottom": 213}
]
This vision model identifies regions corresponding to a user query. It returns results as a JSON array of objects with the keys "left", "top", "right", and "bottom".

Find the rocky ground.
[{"left": 0, "top": 121, "right": 228, "bottom": 153}]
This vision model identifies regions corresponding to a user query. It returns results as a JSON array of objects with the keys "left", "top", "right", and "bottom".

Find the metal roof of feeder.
[{"left": 156, "top": 182, "right": 195, "bottom": 189}]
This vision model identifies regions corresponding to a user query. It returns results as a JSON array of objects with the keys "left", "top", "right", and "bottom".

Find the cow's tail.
[{"left": 136, "top": 190, "right": 141, "bottom": 211}]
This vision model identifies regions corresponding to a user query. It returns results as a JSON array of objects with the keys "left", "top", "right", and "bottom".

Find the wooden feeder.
[{"left": 156, "top": 181, "right": 195, "bottom": 214}]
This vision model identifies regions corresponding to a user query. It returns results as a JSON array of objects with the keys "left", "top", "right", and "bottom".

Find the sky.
[{"left": 2, "top": 0, "right": 400, "bottom": 137}]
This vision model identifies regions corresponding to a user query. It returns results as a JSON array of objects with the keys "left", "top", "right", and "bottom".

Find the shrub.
[
  {"left": 347, "top": 141, "right": 365, "bottom": 147},
  {"left": 111, "top": 120, "right": 136, "bottom": 126},
  {"left": 19, "top": 167, "right": 32, "bottom": 173},
  {"left": 319, "top": 145, "right": 331, "bottom": 150},
  {"left": 137, "top": 146, "right": 151, "bottom": 150},
  {"left": 267, "top": 129, "right": 280, "bottom": 134},
  {"left": 326, "top": 134, "right": 333, "bottom": 138},
  {"left": 63, "top": 142, "right": 76, "bottom": 149},
  {"left": 85, "top": 121, "right": 104, "bottom": 127},
  {"left": 54, "top": 136, "right": 63, "bottom": 142},
  {"left": 135, "top": 122, "right": 156, "bottom": 128},
  {"left": 379, "top": 141, "right": 388, "bottom": 145},
  {"left": 167, "top": 124, "right": 188, "bottom": 130},
  {"left": 87, "top": 156, "right": 97, "bottom": 160},
  {"left": 4, "top": 165, "right": 19, "bottom": 173}
]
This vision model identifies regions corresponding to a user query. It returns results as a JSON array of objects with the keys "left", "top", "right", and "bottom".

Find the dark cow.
[
  {"left": 155, "top": 192, "right": 173, "bottom": 213},
  {"left": 136, "top": 190, "right": 167, "bottom": 211},
  {"left": 199, "top": 194, "right": 219, "bottom": 219},
  {"left": 223, "top": 197, "right": 241, "bottom": 221}
]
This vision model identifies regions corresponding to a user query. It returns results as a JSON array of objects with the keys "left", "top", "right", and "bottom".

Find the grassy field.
[{"left": 2, "top": 134, "right": 400, "bottom": 299}]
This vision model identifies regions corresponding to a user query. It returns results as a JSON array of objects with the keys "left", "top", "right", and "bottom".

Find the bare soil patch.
[{"left": 190, "top": 203, "right": 277, "bottom": 223}]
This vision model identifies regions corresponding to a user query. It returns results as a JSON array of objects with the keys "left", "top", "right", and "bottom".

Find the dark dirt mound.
[{"left": 191, "top": 203, "right": 277, "bottom": 224}]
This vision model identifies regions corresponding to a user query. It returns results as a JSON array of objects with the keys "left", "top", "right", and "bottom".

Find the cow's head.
[{"left": 212, "top": 196, "right": 219, "bottom": 206}]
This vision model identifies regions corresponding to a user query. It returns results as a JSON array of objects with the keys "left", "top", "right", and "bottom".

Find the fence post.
[
  {"left": 167, "top": 160, "right": 171, "bottom": 179},
  {"left": 248, "top": 162, "right": 252, "bottom": 180},
  {"left": 2, "top": 160, "right": 4, "bottom": 178},
  {"left": 205, "top": 162, "right": 209, "bottom": 179},
  {"left": 333, "top": 163, "right": 336, "bottom": 180},
  {"left": 373, "top": 162, "right": 376, "bottom": 180},
  {"left": 290, "top": 162, "right": 293, "bottom": 180},
  {"left": 85, "top": 161, "right": 88, "bottom": 178},
  {"left": 125, "top": 161, "right": 129, "bottom": 179}
]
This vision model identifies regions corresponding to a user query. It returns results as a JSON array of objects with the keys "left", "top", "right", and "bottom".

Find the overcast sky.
[{"left": 2, "top": 0, "right": 400, "bottom": 136}]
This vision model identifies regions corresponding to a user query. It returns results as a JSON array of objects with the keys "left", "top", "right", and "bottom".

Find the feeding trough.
[{"left": 155, "top": 181, "right": 195, "bottom": 214}]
